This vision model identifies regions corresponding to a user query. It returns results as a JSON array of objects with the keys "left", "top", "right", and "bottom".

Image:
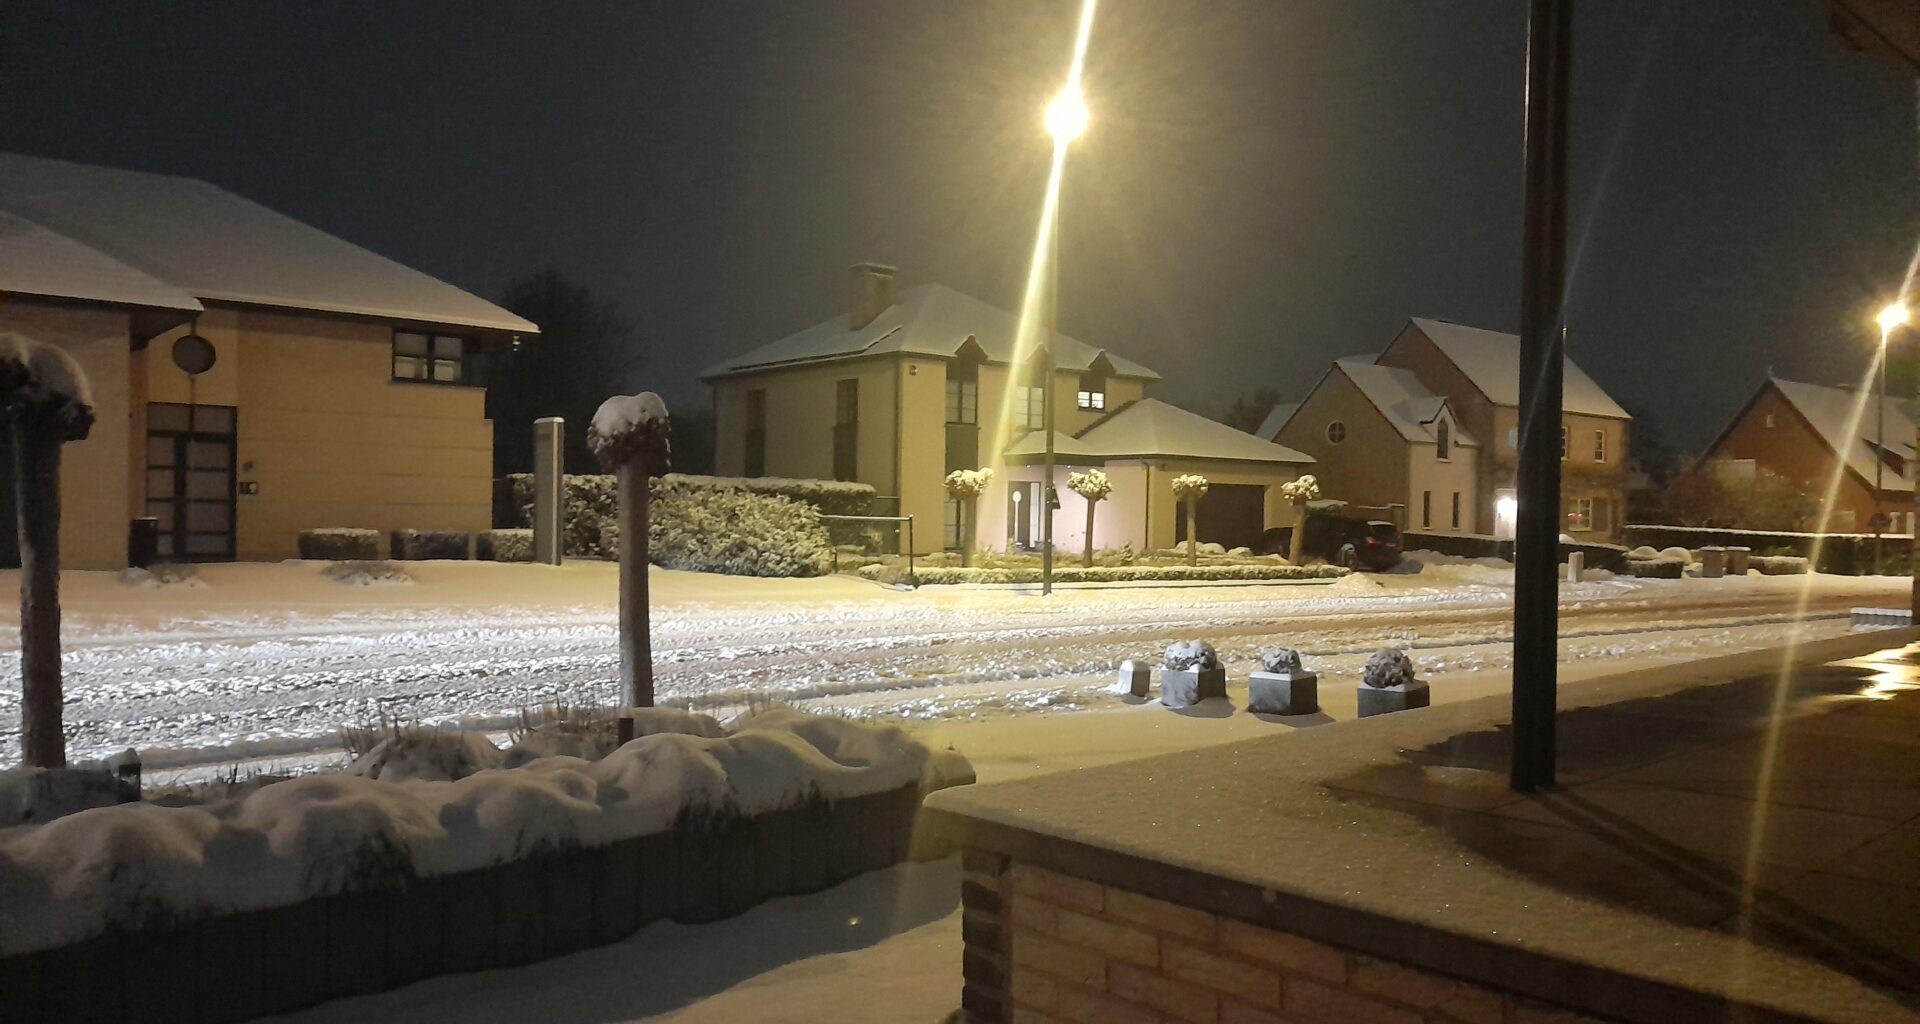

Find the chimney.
[{"left": 849, "top": 263, "right": 898, "bottom": 330}]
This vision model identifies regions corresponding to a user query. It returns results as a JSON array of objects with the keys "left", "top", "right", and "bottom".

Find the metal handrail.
[{"left": 819, "top": 514, "right": 916, "bottom": 587}]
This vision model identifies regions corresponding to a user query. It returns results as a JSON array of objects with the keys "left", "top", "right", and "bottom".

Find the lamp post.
[
  {"left": 1041, "top": 85, "right": 1088, "bottom": 597},
  {"left": 1878, "top": 301, "right": 1909, "bottom": 579}
]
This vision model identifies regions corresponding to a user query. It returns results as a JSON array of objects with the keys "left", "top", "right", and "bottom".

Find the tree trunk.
[
  {"left": 1083, "top": 499, "right": 1097, "bottom": 567},
  {"left": 617, "top": 460, "right": 654, "bottom": 708},
  {"left": 1186, "top": 499, "right": 1198, "bottom": 567},
  {"left": 1289, "top": 503, "right": 1306, "bottom": 564},
  {"left": 960, "top": 496, "right": 973, "bottom": 568},
  {"left": 14, "top": 420, "right": 66, "bottom": 768}
]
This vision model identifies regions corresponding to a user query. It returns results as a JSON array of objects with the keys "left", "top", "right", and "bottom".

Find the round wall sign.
[{"left": 171, "top": 334, "right": 216, "bottom": 375}]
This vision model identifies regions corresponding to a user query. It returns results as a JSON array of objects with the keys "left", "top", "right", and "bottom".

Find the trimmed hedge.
[
  {"left": 874, "top": 564, "right": 1349, "bottom": 586},
  {"left": 1624, "top": 524, "right": 1910, "bottom": 576},
  {"left": 390, "top": 529, "right": 470, "bottom": 560},
  {"left": 1402, "top": 531, "right": 1629, "bottom": 573},
  {"left": 598, "top": 483, "right": 833, "bottom": 577},
  {"left": 297, "top": 529, "right": 380, "bottom": 561},
  {"left": 1626, "top": 559, "right": 1685, "bottom": 579},
  {"left": 477, "top": 529, "right": 534, "bottom": 563},
  {"left": 507, "top": 472, "right": 878, "bottom": 557},
  {"left": 1753, "top": 555, "right": 1810, "bottom": 575}
]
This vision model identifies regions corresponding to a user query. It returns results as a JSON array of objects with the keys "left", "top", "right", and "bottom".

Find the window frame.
[
  {"left": 1592, "top": 429, "right": 1607, "bottom": 463},
  {"left": 1566, "top": 496, "right": 1595, "bottom": 532},
  {"left": 392, "top": 331, "right": 477, "bottom": 386},
  {"left": 1012, "top": 385, "right": 1046, "bottom": 431},
  {"left": 1435, "top": 418, "right": 1451, "bottom": 461},
  {"left": 945, "top": 378, "right": 979, "bottom": 425},
  {"left": 1560, "top": 424, "right": 1569, "bottom": 461},
  {"left": 1326, "top": 420, "right": 1347, "bottom": 444}
]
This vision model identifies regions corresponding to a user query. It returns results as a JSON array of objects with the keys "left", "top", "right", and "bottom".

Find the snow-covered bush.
[
  {"left": 321, "top": 560, "right": 412, "bottom": 585},
  {"left": 346, "top": 727, "right": 505, "bottom": 782},
  {"left": 508, "top": 472, "right": 877, "bottom": 556},
  {"left": 1658, "top": 546, "right": 1694, "bottom": 563},
  {"left": 1067, "top": 469, "right": 1111, "bottom": 502},
  {"left": 1627, "top": 545, "right": 1662, "bottom": 560},
  {"left": 1164, "top": 640, "right": 1220, "bottom": 671},
  {"left": 1278, "top": 475, "right": 1320, "bottom": 505},
  {"left": 1752, "top": 554, "right": 1810, "bottom": 575},
  {"left": 1628, "top": 559, "right": 1685, "bottom": 579},
  {"left": 902, "top": 564, "right": 1347, "bottom": 585},
  {"left": 480, "top": 528, "right": 534, "bottom": 562},
  {"left": 298, "top": 528, "right": 380, "bottom": 560},
  {"left": 0, "top": 767, "right": 138, "bottom": 827},
  {"left": 1362, "top": 648, "right": 1415, "bottom": 689},
  {"left": 503, "top": 706, "right": 725, "bottom": 768},
  {"left": 118, "top": 563, "right": 202, "bottom": 588},
  {"left": 1259, "top": 647, "right": 1304, "bottom": 674},
  {"left": 944, "top": 468, "right": 993, "bottom": 499},
  {"left": 1171, "top": 474, "right": 1210, "bottom": 500},
  {"left": 587, "top": 392, "right": 671, "bottom": 470},
  {"left": 389, "top": 529, "right": 470, "bottom": 560},
  {"left": 648, "top": 479, "right": 832, "bottom": 577}
]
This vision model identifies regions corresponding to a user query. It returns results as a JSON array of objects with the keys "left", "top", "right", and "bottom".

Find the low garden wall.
[
  {"left": 0, "top": 783, "right": 943, "bottom": 1024},
  {"left": 1625, "top": 523, "right": 1911, "bottom": 575},
  {"left": 1402, "top": 531, "right": 1629, "bottom": 572}
]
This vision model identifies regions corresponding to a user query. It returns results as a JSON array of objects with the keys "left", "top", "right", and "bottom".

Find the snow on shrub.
[
  {"left": 480, "top": 528, "right": 534, "bottom": 562},
  {"left": 1066, "top": 469, "right": 1110, "bottom": 501},
  {"left": 1627, "top": 559, "right": 1685, "bottom": 579},
  {"left": 321, "top": 560, "right": 412, "bottom": 585},
  {"left": 1362, "top": 648, "right": 1416, "bottom": 689},
  {"left": 508, "top": 472, "right": 876, "bottom": 556},
  {"left": 1279, "top": 475, "right": 1320, "bottom": 504},
  {"left": 1752, "top": 555, "right": 1809, "bottom": 575},
  {"left": 647, "top": 480, "right": 832, "bottom": 577},
  {"left": 1259, "top": 647, "right": 1304, "bottom": 674},
  {"left": 904, "top": 564, "right": 1346, "bottom": 585},
  {"left": 1164, "top": 640, "right": 1219, "bottom": 671},
  {"left": 298, "top": 528, "right": 380, "bottom": 560},
  {"left": 0, "top": 712, "right": 963, "bottom": 958},
  {"left": 389, "top": 529, "right": 470, "bottom": 560},
  {"left": 1627, "top": 545, "right": 1662, "bottom": 560},
  {"left": 345, "top": 727, "right": 505, "bottom": 782},
  {"left": 944, "top": 468, "right": 993, "bottom": 499},
  {"left": 0, "top": 767, "right": 137, "bottom": 827},
  {"left": 1658, "top": 546, "right": 1694, "bottom": 563},
  {"left": 503, "top": 706, "right": 725, "bottom": 768}
]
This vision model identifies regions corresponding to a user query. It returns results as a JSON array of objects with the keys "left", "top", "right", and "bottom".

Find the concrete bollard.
[
  {"left": 1725, "top": 546, "right": 1751, "bottom": 575},
  {"left": 1700, "top": 546, "right": 1726, "bottom": 579},
  {"left": 1566, "top": 550, "right": 1584, "bottom": 583}
]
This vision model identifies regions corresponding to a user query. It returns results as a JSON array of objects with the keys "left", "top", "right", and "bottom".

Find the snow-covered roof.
[
  {"left": 1404, "top": 318, "right": 1628, "bottom": 419},
  {"left": 0, "top": 210, "right": 200, "bottom": 312},
  {"left": 1254, "top": 402, "right": 1299, "bottom": 441},
  {"left": 1003, "top": 428, "right": 1104, "bottom": 461},
  {"left": 700, "top": 283, "right": 1158, "bottom": 381},
  {"left": 1768, "top": 376, "right": 1915, "bottom": 494},
  {"left": 1076, "top": 399, "right": 1313, "bottom": 465},
  {"left": 1336, "top": 359, "right": 1480, "bottom": 447},
  {"left": 0, "top": 152, "right": 536, "bottom": 334}
]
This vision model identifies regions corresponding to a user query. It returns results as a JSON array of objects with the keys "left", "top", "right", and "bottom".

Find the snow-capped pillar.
[{"left": 588, "top": 393, "right": 671, "bottom": 708}]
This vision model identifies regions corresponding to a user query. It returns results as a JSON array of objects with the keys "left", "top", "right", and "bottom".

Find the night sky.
[{"left": 2, "top": 1, "right": 1914, "bottom": 451}]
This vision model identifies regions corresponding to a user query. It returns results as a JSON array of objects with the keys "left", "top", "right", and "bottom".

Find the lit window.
[
  {"left": 1077, "top": 371, "right": 1106, "bottom": 411},
  {"left": 1566, "top": 497, "right": 1594, "bottom": 531},
  {"left": 1076, "top": 389, "right": 1106, "bottom": 411},
  {"left": 1507, "top": 427, "right": 1518, "bottom": 448},
  {"left": 1326, "top": 421, "right": 1347, "bottom": 444},
  {"left": 1593, "top": 429, "right": 1606, "bottom": 463},
  {"left": 393, "top": 332, "right": 474, "bottom": 385}
]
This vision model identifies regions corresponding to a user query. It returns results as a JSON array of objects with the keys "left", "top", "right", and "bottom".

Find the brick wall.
[{"left": 960, "top": 853, "right": 1614, "bottom": 1024}]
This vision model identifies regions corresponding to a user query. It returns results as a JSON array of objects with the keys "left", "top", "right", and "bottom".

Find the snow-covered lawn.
[{"left": 0, "top": 557, "right": 1904, "bottom": 775}]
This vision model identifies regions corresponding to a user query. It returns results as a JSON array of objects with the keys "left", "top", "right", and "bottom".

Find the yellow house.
[
  {"left": 1264, "top": 318, "right": 1632, "bottom": 543},
  {"left": 703, "top": 265, "right": 1314, "bottom": 555},
  {"left": 0, "top": 152, "right": 537, "bottom": 568}
]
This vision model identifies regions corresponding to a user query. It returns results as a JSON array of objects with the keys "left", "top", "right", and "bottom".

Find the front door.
[
  {"left": 146, "top": 402, "right": 237, "bottom": 561},
  {"left": 1008, "top": 481, "right": 1039, "bottom": 550}
]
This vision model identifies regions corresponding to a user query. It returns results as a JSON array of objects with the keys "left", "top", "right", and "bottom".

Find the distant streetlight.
[
  {"left": 1874, "top": 301, "right": 1910, "bottom": 574},
  {"left": 1039, "top": 82, "right": 1089, "bottom": 597}
]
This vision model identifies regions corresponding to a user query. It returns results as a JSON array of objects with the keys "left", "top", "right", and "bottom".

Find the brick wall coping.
[{"left": 925, "top": 628, "right": 1920, "bottom": 1024}]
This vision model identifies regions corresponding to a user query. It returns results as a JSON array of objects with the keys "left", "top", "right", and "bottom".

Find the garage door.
[{"left": 1175, "top": 483, "right": 1267, "bottom": 551}]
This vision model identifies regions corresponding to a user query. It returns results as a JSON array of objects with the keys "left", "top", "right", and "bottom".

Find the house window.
[
  {"left": 1012, "top": 386, "right": 1046, "bottom": 431},
  {"left": 1593, "top": 430, "right": 1607, "bottom": 463},
  {"left": 1566, "top": 497, "right": 1594, "bottom": 532},
  {"left": 1765, "top": 413, "right": 1776, "bottom": 428},
  {"left": 1451, "top": 492, "right": 1461, "bottom": 530},
  {"left": 1326, "top": 421, "right": 1347, "bottom": 444},
  {"left": 1422, "top": 490, "right": 1432, "bottom": 529},
  {"left": 946, "top": 378, "right": 978, "bottom": 424},
  {"left": 392, "top": 332, "right": 474, "bottom": 384},
  {"left": 744, "top": 389, "right": 767, "bottom": 477},
  {"left": 944, "top": 499, "right": 964, "bottom": 551},
  {"left": 1507, "top": 427, "right": 1518, "bottom": 449},
  {"left": 1436, "top": 419, "right": 1451, "bottom": 461},
  {"left": 1560, "top": 424, "right": 1569, "bottom": 460},
  {"left": 833, "top": 379, "right": 859, "bottom": 482},
  {"left": 1076, "top": 371, "right": 1106, "bottom": 411}
]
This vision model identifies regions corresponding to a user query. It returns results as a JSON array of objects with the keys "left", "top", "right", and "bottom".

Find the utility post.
[{"left": 1512, "top": 0, "right": 1573, "bottom": 794}]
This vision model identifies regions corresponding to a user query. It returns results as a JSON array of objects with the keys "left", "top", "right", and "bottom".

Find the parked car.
[{"left": 1263, "top": 512, "right": 1403, "bottom": 571}]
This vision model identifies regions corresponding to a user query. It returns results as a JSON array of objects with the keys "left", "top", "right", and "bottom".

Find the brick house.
[{"left": 1699, "top": 375, "right": 1914, "bottom": 533}]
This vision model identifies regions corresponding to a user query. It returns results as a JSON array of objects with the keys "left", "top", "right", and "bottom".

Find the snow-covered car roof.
[
  {"left": 0, "top": 152, "right": 536, "bottom": 335},
  {"left": 0, "top": 209, "right": 200, "bottom": 313},
  {"left": 1404, "top": 317, "right": 1629, "bottom": 419},
  {"left": 699, "top": 283, "right": 1158, "bottom": 381}
]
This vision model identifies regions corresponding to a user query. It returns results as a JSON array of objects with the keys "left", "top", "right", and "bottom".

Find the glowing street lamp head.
[
  {"left": 1045, "top": 86, "right": 1089, "bottom": 143},
  {"left": 1877, "top": 302, "right": 1910, "bottom": 333}
]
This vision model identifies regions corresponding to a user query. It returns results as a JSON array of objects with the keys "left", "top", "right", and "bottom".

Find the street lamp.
[
  {"left": 1039, "top": 84, "right": 1089, "bottom": 597},
  {"left": 1877, "top": 301, "right": 1910, "bottom": 576}
]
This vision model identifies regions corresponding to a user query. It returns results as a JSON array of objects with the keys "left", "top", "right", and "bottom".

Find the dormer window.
[
  {"left": 1077, "top": 371, "right": 1107, "bottom": 411},
  {"left": 1435, "top": 418, "right": 1451, "bottom": 460}
]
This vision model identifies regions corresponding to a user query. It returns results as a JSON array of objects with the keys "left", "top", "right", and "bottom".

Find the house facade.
[
  {"left": 0, "top": 152, "right": 536, "bottom": 567},
  {"left": 1700, "top": 376, "right": 1914, "bottom": 533},
  {"left": 704, "top": 265, "right": 1313, "bottom": 555},
  {"left": 1266, "top": 318, "right": 1632, "bottom": 543}
]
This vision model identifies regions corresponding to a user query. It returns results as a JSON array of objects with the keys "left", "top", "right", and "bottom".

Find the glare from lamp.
[
  {"left": 1045, "top": 86, "right": 1089, "bottom": 143},
  {"left": 1877, "top": 302, "right": 1910, "bottom": 333}
]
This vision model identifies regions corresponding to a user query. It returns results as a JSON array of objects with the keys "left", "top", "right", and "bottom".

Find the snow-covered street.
[{"left": 0, "top": 557, "right": 1904, "bottom": 774}]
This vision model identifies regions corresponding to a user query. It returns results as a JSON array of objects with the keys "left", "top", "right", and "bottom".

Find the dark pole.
[{"left": 1512, "top": 0, "right": 1572, "bottom": 793}]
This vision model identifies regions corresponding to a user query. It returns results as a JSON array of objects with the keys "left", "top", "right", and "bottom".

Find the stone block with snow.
[
  {"left": 1357, "top": 647, "right": 1429, "bottom": 718},
  {"left": 1159, "top": 639, "right": 1226, "bottom": 708},
  {"left": 1113, "top": 659, "right": 1151, "bottom": 697},
  {"left": 1249, "top": 671, "right": 1317, "bottom": 715}
]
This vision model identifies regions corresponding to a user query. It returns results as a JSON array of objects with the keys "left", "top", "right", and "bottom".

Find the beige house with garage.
[
  {"left": 0, "top": 152, "right": 536, "bottom": 567},
  {"left": 1264, "top": 318, "right": 1631, "bottom": 543},
  {"left": 703, "top": 264, "right": 1314, "bottom": 555}
]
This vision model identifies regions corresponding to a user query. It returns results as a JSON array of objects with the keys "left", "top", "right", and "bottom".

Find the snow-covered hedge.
[
  {"left": 881, "top": 563, "right": 1347, "bottom": 585},
  {"left": 1627, "top": 559, "right": 1685, "bottom": 579},
  {"left": 1752, "top": 555, "right": 1810, "bottom": 575},
  {"left": 598, "top": 481, "right": 833, "bottom": 577},
  {"left": 0, "top": 710, "right": 959, "bottom": 958},
  {"left": 508, "top": 472, "right": 876, "bottom": 557},
  {"left": 389, "top": 529, "right": 470, "bottom": 560},
  {"left": 297, "top": 528, "right": 380, "bottom": 561},
  {"left": 478, "top": 528, "right": 534, "bottom": 562}
]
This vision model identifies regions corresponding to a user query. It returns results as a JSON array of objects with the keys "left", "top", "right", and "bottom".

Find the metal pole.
[
  {"left": 1512, "top": 0, "right": 1572, "bottom": 794},
  {"left": 1042, "top": 189, "right": 1060, "bottom": 597},
  {"left": 1876, "top": 337, "right": 1887, "bottom": 574}
]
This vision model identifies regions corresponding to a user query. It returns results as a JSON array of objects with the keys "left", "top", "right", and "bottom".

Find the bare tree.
[
  {"left": 588, "top": 393, "right": 671, "bottom": 708},
  {"left": 944, "top": 469, "right": 992, "bottom": 567},
  {"left": 1068, "top": 469, "right": 1111, "bottom": 567},
  {"left": 1279, "top": 474, "right": 1321, "bottom": 564},
  {"left": 0, "top": 336, "right": 94, "bottom": 768}
]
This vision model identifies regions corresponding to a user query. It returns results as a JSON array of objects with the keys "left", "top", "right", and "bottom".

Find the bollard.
[
  {"left": 1566, "top": 550, "right": 1584, "bottom": 583},
  {"left": 533, "top": 417, "right": 565, "bottom": 566},
  {"left": 1700, "top": 546, "right": 1726, "bottom": 579}
]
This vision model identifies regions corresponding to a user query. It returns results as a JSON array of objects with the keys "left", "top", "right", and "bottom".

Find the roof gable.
[
  {"left": 1334, "top": 359, "right": 1480, "bottom": 446},
  {"left": 1075, "top": 398, "right": 1312, "bottom": 464},
  {"left": 1763, "top": 376, "right": 1915, "bottom": 494},
  {"left": 701, "top": 282, "right": 1159, "bottom": 381},
  {"left": 1403, "top": 317, "right": 1629, "bottom": 419},
  {"left": 0, "top": 210, "right": 201, "bottom": 313},
  {"left": 0, "top": 152, "right": 535, "bottom": 334}
]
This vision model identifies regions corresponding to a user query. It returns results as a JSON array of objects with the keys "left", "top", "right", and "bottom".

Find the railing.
[{"left": 820, "top": 513, "right": 915, "bottom": 586}]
